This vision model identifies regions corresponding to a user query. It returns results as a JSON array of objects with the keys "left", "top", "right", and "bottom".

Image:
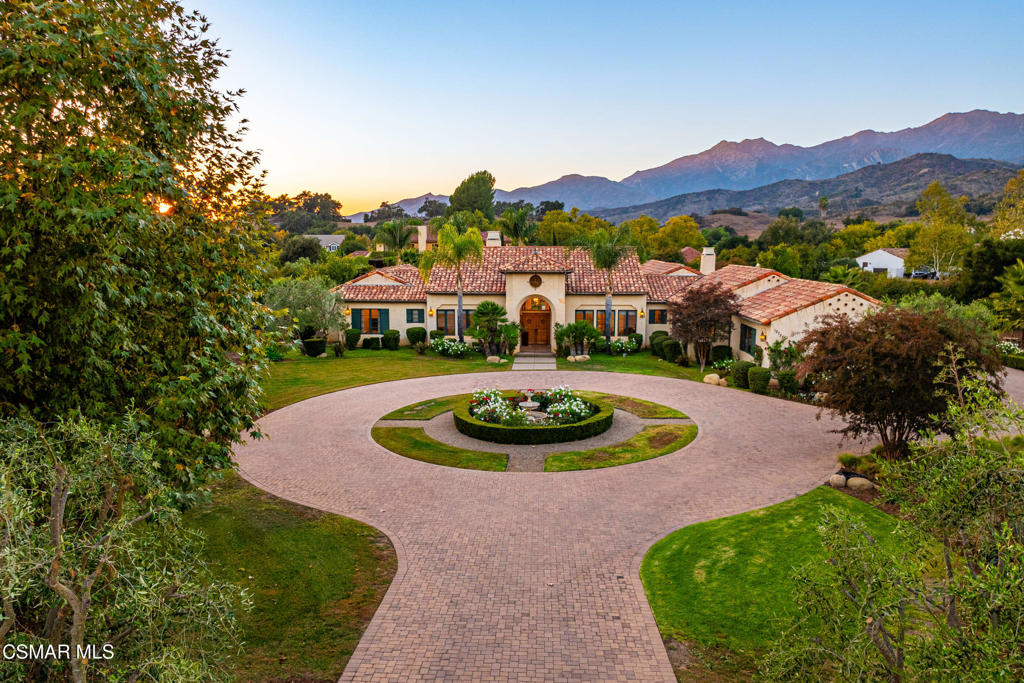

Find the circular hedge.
[{"left": 453, "top": 400, "right": 614, "bottom": 445}]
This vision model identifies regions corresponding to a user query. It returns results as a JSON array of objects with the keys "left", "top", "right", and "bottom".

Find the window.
[
  {"left": 595, "top": 310, "right": 607, "bottom": 333},
  {"left": 575, "top": 310, "right": 594, "bottom": 324},
  {"left": 617, "top": 311, "right": 637, "bottom": 336},
  {"left": 351, "top": 308, "right": 390, "bottom": 334},
  {"left": 872, "top": 267, "right": 887, "bottom": 274},
  {"left": 462, "top": 309, "right": 474, "bottom": 331},
  {"left": 406, "top": 308, "right": 425, "bottom": 324},
  {"left": 328, "top": 244, "right": 338, "bottom": 252},
  {"left": 437, "top": 310, "right": 456, "bottom": 335},
  {"left": 648, "top": 308, "right": 666, "bottom": 324},
  {"left": 740, "top": 323, "right": 757, "bottom": 356}
]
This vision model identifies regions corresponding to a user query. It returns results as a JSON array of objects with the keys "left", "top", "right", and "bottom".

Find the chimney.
[
  {"left": 417, "top": 224, "right": 428, "bottom": 252},
  {"left": 700, "top": 247, "right": 716, "bottom": 274},
  {"left": 485, "top": 230, "right": 502, "bottom": 247}
]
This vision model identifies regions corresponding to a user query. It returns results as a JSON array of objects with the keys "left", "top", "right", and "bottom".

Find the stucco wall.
[
  {"left": 347, "top": 302, "right": 429, "bottom": 345},
  {"left": 857, "top": 249, "right": 905, "bottom": 278},
  {"left": 733, "top": 273, "right": 789, "bottom": 300}
]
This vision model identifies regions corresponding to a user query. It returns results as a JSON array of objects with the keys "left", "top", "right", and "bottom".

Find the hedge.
[
  {"left": 778, "top": 369, "right": 799, "bottom": 395},
  {"left": 730, "top": 361, "right": 755, "bottom": 388},
  {"left": 429, "top": 329, "right": 445, "bottom": 341},
  {"left": 344, "top": 328, "right": 361, "bottom": 351},
  {"left": 711, "top": 345, "right": 733, "bottom": 364},
  {"left": 362, "top": 336, "right": 381, "bottom": 350},
  {"left": 1003, "top": 354, "right": 1024, "bottom": 371},
  {"left": 748, "top": 366, "right": 771, "bottom": 394},
  {"left": 453, "top": 400, "right": 614, "bottom": 445},
  {"left": 301, "top": 338, "right": 326, "bottom": 357},
  {"left": 629, "top": 332, "right": 643, "bottom": 351},
  {"left": 662, "top": 339, "right": 682, "bottom": 363},
  {"left": 407, "top": 326, "right": 427, "bottom": 345}
]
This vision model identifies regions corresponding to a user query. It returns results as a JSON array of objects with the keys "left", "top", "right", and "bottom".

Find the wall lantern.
[
  {"left": 344, "top": 308, "right": 351, "bottom": 316},
  {"left": 639, "top": 310, "right": 645, "bottom": 318},
  {"left": 428, "top": 308, "right": 435, "bottom": 317},
  {"left": 759, "top": 331, "right": 767, "bottom": 341}
]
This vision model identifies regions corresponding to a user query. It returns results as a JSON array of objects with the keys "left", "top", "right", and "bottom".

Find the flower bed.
[{"left": 455, "top": 387, "right": 613, "bottom": 444}]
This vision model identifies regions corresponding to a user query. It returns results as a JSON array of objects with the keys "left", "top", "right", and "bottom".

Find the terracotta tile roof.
[
  {"left": 640, "top": 259, "right": 699, "bottom": 276},
  {"left": 881, "top": 247, "right": 910, "bottom": 259},
  {"left": 680, "top": 246, "right": 701, "bottom": 263},
  {"left": 699, "top": 264, "right": 788, "bottom": 291},
  {"left": 350, "top": 250, "right": 370, "bottom": 257},
  {"left": 424, "top": 246, "right": 647, "bottom": 295},
  {"left": 500, "top": 249, "right": 572, "bottom": 273},
  {"left": 334, "top": 264, "right": 426, "bottom": 302},
  {"left": 738, "top": 278, "right": 879, "bottom": 324},
  {"left": 644, "top": 274, "right": 700, "bottom": 303}
]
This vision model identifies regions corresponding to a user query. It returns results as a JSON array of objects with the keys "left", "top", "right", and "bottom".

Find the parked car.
[{"left": 909, "top": 268, "right": 937, "bottom": 279}]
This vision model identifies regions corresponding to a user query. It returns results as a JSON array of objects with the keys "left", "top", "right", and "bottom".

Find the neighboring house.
[
  {"left": 414, "top": 224, "right": 501, "bottom": 252},
  {"left": 349, "top": 250, "right": 370, "bottom": 258},
  {"left": 308, "top": 233, "right": 347, "bottom": 253},
  {"left": 680, "top": 246, "right": 701, "bottom": 264},
  {"left": 856, "top": 247, "right": 908, "bottom": 278},
  {"left": 335, "top": 246, "right": 878, "bottom": 358}
]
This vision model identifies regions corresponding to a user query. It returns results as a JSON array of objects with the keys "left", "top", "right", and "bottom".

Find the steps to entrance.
[{"left": 511, "top": 350, "right": 557, "bottom": 371}]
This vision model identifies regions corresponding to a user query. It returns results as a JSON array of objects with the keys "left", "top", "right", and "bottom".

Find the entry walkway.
[{"left": 511, "top": 347, "right": 556, "bottom": 371}]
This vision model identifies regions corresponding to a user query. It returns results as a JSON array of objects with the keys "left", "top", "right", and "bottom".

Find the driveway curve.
[{"left": 233, "top": 370, "right": 869, "bottom": 681}]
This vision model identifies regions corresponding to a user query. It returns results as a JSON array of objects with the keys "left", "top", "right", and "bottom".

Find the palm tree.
[
  {"left": 569, "top": 225, "right": 633, "bottom": 351},
  {"left": 496, "top": 207, "right": 533, "bottom": 246},
  {"left": 419, "top": 223, "right": 483, "bottom": 342},
  {"left": 467, "top": 300, "right": 508, "bottom": 355},
  {"left": 374, "top": 219, "right": 416, "bottom": 263}
]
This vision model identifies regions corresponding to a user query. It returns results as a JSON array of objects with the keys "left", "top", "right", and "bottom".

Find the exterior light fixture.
[
  {"left": 428, "top": 308, "right": 435, "bottom": 316},
  {"left": 344, "top": 308, "right": 351, "bottom": 316},
  {"left": 639, "top": 310, "right": 645, "bottom": 318},
  {"left": 759, "top": 331, "right": 767, "bottom": 341}
]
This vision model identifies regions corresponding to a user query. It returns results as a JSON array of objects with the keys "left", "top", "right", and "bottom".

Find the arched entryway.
[{"left": 520, "top": 296, "right": 551, "bottom": 347}]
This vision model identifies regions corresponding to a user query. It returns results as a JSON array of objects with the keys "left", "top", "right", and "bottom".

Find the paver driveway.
[{"left": 233, "top": 370, "right": 865, "bottom": 681}]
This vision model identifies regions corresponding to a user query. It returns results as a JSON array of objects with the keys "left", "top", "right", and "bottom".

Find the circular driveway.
[{"left": 234, "top": 370, "right": 866, "bottom": 682}]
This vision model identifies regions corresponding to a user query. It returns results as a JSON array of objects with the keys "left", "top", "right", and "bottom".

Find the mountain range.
[{"left": 347, "top": 110, "right": 1023, "bottom": 221}]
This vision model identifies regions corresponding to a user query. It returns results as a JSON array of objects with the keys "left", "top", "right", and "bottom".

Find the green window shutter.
[
  {"left": 406, "top": 308, "right": 414, "bottom": 323},
  {"left": 351, "top": 308, "right": 362, "bottom": 332},
  {"left": 379, "top": 309, "right": 390, "bottom": 332}
]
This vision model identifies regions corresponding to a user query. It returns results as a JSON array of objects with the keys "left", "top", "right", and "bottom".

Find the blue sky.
[{"left": 195, "top": 0, "right": 1024, "bottom": 212}]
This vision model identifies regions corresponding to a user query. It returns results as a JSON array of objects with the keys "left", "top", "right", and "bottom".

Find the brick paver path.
[{"left": 234, "top": 370, "right": 870, "bottom": 681}]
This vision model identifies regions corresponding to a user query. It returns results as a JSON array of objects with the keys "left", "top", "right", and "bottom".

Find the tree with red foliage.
[
  {"left": 797, "top": 307, "right": 1003, "bottom": 460},
  {"left": 668, "top": 282, "right": 740, "bottom": 371}
]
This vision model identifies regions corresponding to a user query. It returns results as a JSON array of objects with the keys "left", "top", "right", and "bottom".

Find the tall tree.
[
  {"left": 818, "top": 195, "right": 829, "bottom": 219},
  {"left": 569, "top": 225, "right": 634, "bottom": 349},
  {"left": 652, "top": 215, "right": 706, "bottom": 259},
  {"left": 992, "top": 169, "right": 1024, "bottom": 239},
  {"left": 280, "top": 234, "right": 322, "bottom": 264},
  {"left": 496, "top": 207, "right": 533, "bottom": 246},
  {"left": 667, "top": 282, "right": 740, "bottom": 371},
  {"left": 448, "top": 170, "right": 496, "bottom": 219},
  {"left": 418, "top": 197, "right": 448, "bottom": 218},
  {"left": 374, "top": 219, "right": 416, "bottom": 262},
  {"left": 419, "top": 224, "right": 484, "bottom": 342},
  {"left": 908, "top": 181, "right": 973, "bottom": 276}
]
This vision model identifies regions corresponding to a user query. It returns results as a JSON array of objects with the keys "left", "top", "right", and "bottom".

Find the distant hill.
[
  {"left": 593, "top": 154, "right": 1020, "bottom": 223},
  {"left": 620, "top": 110, "right": 1024, "bottom": 198},
  {"left": 344, "top": 193, "right": 448, "bottom": 222},
  {"left": 495, "top": 174, "right": 655, "bottom": 211}
]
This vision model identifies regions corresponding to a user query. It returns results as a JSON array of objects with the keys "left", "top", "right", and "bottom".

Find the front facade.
[
  {"left": 335, "top": 247, "right": 878, "bottom": 360},
  {"left": 857, "top": 247, "right": 908, "bottom": 278}
]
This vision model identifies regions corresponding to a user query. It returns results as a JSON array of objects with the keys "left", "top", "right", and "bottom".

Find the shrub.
[
  {"left": 412, "top": 341, "right": 428, "bottom": 355},
  {"left": 609, "top": 338, "right": 639, "bottom": 355},
  {"left": 429, "top": 329, "right": 445, "bottom": 341},
  {"left": 407, "top": 326, "right": 427, "bottom": 345},
  {"left": 382, "top": 329, "right": 400, "bottom": 350},
  {"left": 431, "top": 338, "right": 470, "bottom": 357},
  {"left": 362, "top": 336, "right": 381, "bottom": 350},
  {"left": 301, "top": 338, "right": 326, "bottom": 357},
  {"left": 1004, "top": 354, "right": 1024, "bottom": 371},
  {"left": 777, "top": 369, "right": 799, "bottom": 395},
  {"left": 651, "top": 336, "right": 667, "bottom": 358},
  {"left": 748, "top": 366, "right": 771, "bottom": 394},
  {"left": 344, "top": 328, "right": 361, "bottom": 350},
  {"left": 332, "top": 341, "right": 344, "bottom": 358},
  {"left": 453, "top": 401, "right": 614, "bottom": 445},
  {"left": 650, "top": 330, "right": 669, "bottom": 344},
  {"left": 711, "top": 345, "right": 733, "bottom": 364},
  {"left": 591, "top": 337, "right": 607, "bottom": 353},
  {"left": 662, "top": 339, "right": 682, "bottom": 363},
  {"left": 265, "top": 343, "right": 285, "bottom": 362},
  {"left": 629, "top": 332, "right": 644, "bottom": 351},
  {"left": 731, "top": 361, "right": 755, "bottom": 388}
]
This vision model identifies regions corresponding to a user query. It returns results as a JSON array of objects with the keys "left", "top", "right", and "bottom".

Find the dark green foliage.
[
  {"left": 344, "top": 329, "right": 361, "bottom": 350},
  {"left": 280, "top": 234, "right": 322, "bottom": 264},
  {"left": 412, "top": 341, "right": 428, "bottom": 355},
  {"left": 453, "top": 402, "right": 614, "bottom": 445},
  {"left": 731, "top": 361, "right": 755, "bottom": 389},
  {"left": 301, "top": 338, "right": 327, "bottom": 357},
  {"left": 651, "top": 335, "right": 668, "bottom": 358},
  {"left": 591, "top": 337, "right": 607, "bottom": 353},
  {"left": 857, "top": 271, "right": 960, "bottom": 302},
  {"left": 1003, "top": 354, "right": 1024, "bottom": 371},
  {"left": 650, "top": 330, "right": 669, "bottom": 342},
  {"left": 777, "top": 370, "right": 799, "bottom": 395},
  {"left": 748, "top": 367, "right": 771, "bottom": 394},
  {"left": 406, "top": 327, "right": 427, "bottom": 345},
  {"left": 382, "top": 329, "right": 400, "bottom": 350},
  {"left": 662, "top": 340, "right": 682, "bottom": 363},
  {"left": 448, "top": 170, "right": 496, "bottom": 219},
  {"left": 777, "top": 207, "right": 804, "bottom": 221},
  {"left": 711, "top": 345, "right": 733, "bottom": 364},
  {"left": 429, "top": 329, "right": 446, "bottom": 341},
  {"left": 629, "top": 332, "right": 644, "bottom": 351},
  {"left": 332, "top": 341, "right": 344, "bottom": 358},
  {"left": 362, "top": 337, "right": 381, "bottom": 350},
  {"left": 958, "top": 238, "right": 1024, "bottom": 301},
  {"left": 266, "top": 344, "right": 286, "bottom": 362}
]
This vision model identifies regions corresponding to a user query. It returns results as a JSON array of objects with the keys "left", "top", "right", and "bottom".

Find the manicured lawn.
[
  {"left": 640, "top": 486, "right": 897, "bottom": 679},
  {"left": 577, "top": 391, "right": 687, "bottom": 418},
  {"left": 262, "top": 347, "right": 509, "bottom": 412},
  {"left": 557, "top": 351, "right": 711, "bottom": 383},
  {"left": 545, "top": 424, "right": 697, "bottom": 472},
  {"left": 370, "top": 425, "right": 508, "bottom": 471},
  {"left": 185, "top": 471, "right": 397, "bottom": 682},
  {"left": 381, "top": 393, "right": 469, "bottom": 420}
]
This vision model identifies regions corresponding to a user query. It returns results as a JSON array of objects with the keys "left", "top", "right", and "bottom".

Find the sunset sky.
[{"left": 196, "top": 0, "right": 1024, "bottom": 214}]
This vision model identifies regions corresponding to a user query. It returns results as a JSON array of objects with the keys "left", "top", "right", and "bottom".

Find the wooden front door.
[{"left": 520, "top": 311, "right": 550, "bottom": 345}]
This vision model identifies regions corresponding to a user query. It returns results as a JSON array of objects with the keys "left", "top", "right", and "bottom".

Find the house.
[
  {"left": 335, "top": 246, "right": 878, "bottom": 361},
  {"left": 856, "top": 247, "right": 908, "bottom": 278},
  {"left": 308, "top": 234, "right": 347, "bottom": 253},
  {"left": 415, "top": 224, "right": 501, "bottom": 252},
  {"left": 680, "top": 246, "right": 701, "bottom": 264}
]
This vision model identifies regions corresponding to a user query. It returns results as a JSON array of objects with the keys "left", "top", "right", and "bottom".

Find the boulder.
[
  {"left": 317, "top": 353, "right": 327, "bottom": 358},
  {"left": 828, "top": 473, "right": 847, "bottom": 488},
  {"left": 848, "top": 477, "right": 875, "bottom": 491},
  {"left": 703, "top": 373, "right": 720, "bottom": 385},
  {"left": 577, "top": 354, "right": 590, "bottom": 361},
  {"left": 566, "top": 356, "right": 577, "bottom": 363},
  {"left": 718, "top": 378, "right": 728, "bottom": 387},
  {"left": 486, "top": 356, "right": 501, "bottom": 364},
  {"left": 499, "top": 359, "right": 509, "bottom": 364}
]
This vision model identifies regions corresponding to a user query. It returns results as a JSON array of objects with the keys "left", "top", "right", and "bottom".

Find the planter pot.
[{"left": 302, "top": 338, "right": 327, "bottom": 357}]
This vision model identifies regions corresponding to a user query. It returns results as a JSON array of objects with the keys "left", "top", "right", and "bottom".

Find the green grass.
[
  {"left": 640, "top": 487, "right": 897, "bottom": 670},
  {"left": 557, "top": 351, "right": 711, "bottom": 382},
  {"left": 371, "top": 425, "right": 508, "bottom": 471},
  {"left": 544, "top": 424, "right": 697, "bottom": 471},
  {"left": 381, "top": 393, "right": 470, "bottom": 420},
  {"left": 263, "top": 347, "right": 509, "bottom": 412},
  {"left": 577, "top": 391, "right": 687, "bottom": 418},
  {"left": 184, "top": 471, "right": 397, "bottom": 682}
]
